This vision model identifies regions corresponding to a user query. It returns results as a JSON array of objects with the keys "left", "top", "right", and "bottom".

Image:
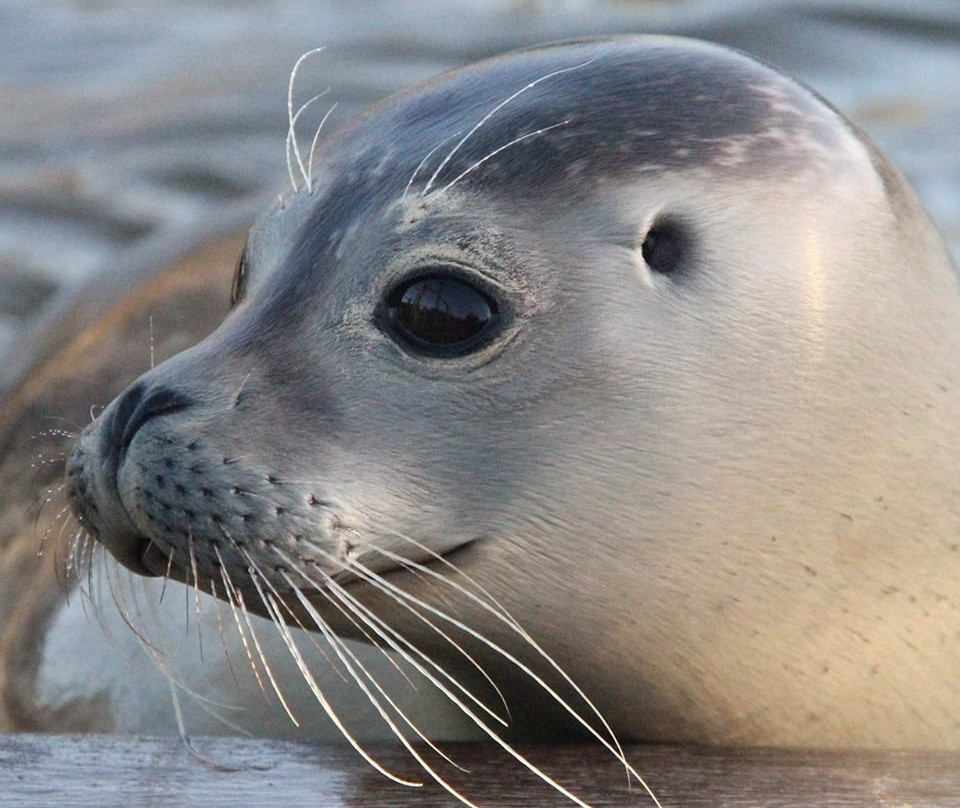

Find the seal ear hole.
[{"left": 641, "top": 216, "right": 689, "bottom": 277}]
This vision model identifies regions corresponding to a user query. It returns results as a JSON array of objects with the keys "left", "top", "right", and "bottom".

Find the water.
[{"left": 2, "top": 0, "right": 959, "bottom": 384}]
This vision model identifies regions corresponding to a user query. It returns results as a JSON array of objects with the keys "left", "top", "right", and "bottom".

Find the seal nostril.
[{"left": 107, "top": 382, "right": 194, "bottom": 460}]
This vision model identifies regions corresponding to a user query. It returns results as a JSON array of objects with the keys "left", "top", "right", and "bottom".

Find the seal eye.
[
  {"left": 387, "top": 273, "right": 498, "bottom": 355},
  {"left": 641, "top": 216, "right": 688, "bottom": 276},
  {"left": 230, "top": 247, "right": 249, "bottom": 308}
]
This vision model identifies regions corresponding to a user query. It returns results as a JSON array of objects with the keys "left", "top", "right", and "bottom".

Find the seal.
[{"left": 63, "top": 34, "right": 960, "bottom": 801}]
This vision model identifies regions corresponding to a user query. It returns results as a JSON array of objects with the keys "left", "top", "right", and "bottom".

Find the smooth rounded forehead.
[{"left": 304, "top": 35, "right": 868, "bottom": 206}]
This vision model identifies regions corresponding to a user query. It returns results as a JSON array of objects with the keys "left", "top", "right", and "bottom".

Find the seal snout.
[
  {"left": 106, "top": 381, "right": 194, "bottom": 466},
  {"left": 65, "top": 438, "right": 159, "bottom": 578},
  {"left": 64, "top": 380, "right": 194, "bottom": 579}
]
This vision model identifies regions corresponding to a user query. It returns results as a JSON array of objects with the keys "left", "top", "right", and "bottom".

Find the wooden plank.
[{"left": 1, "top": 735, "right": 958, "bottom": 807}]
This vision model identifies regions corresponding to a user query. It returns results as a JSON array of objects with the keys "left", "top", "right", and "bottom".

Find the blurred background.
[{"left": 2, "top": 0, "right": 959, "bottom": 386}]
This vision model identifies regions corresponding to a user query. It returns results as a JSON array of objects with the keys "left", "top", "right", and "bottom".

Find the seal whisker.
[
  {"left": 339, "top": 568, "right": 511, "bottom": 721},
  {"left": 103, "top": 562, "right": 168, "bottom": 660},
  {"left": 36, "top": 416, "right": 85, "bottom": 436},
  {"left": 213, "top": 545, "right": 302, "bottom": 725},
  {"left": 293, "top": 614, "right": 484, "bottom": 794},
  {"left": 329, "top": 571, "right": 510, "bottom": 727},
  {"left": 51, "top": 520, "right": 79, "bottom": 589},
  {"left": 421, "top": 59, "right": 593, "bottom": 196},
  {"left": 236, "top": 561, "right": 427, "bottom": 788},
  {"left": 248, "top": 557, "right": 471, "bottom": 781},
  {"left": 286, "top": 90, "right": 332, "bottom": 193},
  {"left": 286, "top": 91, "right": 329, "bottom": 190},
  {"left": 272, "top": 549, "right": 446, "bottom": 697},
  {"left": 214, "top": 554, "right": 269, "bottom": 698},
  {"left": 285, "top": 47, "right": 326, "bottom": 193},
  {"left": 100, "top": 556, "right": 257, "bottom": 733},
  {"left": 297, "top": 569, "right": 599, "bottom": 808},
  {"left": 373, "top": 536, "right": 521, "bottom": 630},
  {"left": 148, "top": 315, "right": 155, "bottom": 370},
  {"left": 366, "top": 537, "right": 642, "bottom": 789},
  {"left": 272, "top": 554, "right": 409, "bottom": 687},
  {"left": 155, "top": 540, "right": 176, "bottom": 605},
  {"left": 338, "top": 546, "right": 660, "bottom": 804},
  {"left": 61, "top": 524, "right": 84, "bottom": 581},
  {"left": 208, "top": 578, "right": 245, "bottom": 691},
  {"left": 187, "top": 533, "right": 205, "bottom": 660},
  {"left": 286, "top": 577, "right": 506, "bottom": 801},
  {"left": 280, "top": 546, "right": 510, "bottom": 727},
  {"left": 306, "top": 101, "right": 338, "bottom": 193},
  {"left": 401, "top": 130, "right": 462, "bottom": 202},
  {"left": 71, "top": 531, "right": 99, "bottom": 613},
  {"left": 79, "top": 551, "right": 102, "bottom": 622},
  {"left": 231, "top": 372, "right": 253, "bottom": 409},
  {"left": 34, "top": 489, "right": 70, "bottom": 558},
  {"left": 231, "top": 552, "right": 350, "bottom": 683},
  {"left": 436, "top": 120, "right": 571, "bottom": 199}
]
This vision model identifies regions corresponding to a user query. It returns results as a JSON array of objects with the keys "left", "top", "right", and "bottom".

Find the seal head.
[{"left": 68, "top": 37, "right": 960, "bottom": 749}]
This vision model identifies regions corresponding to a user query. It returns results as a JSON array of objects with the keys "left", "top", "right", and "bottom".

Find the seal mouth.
[
  {"left": 137, "top": 534, "right": 480, "bottom": 602},
  {"left": 328, "top": 536, "right": 481, "bottom": 594},
  {"left": 106, "top": 533, "right": 161, "bottom": 578},
  {"left": 140, "top": 538, "right": 179, "bottom": 579}
]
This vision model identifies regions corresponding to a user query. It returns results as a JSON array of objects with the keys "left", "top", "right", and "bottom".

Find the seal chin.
[
  {"left": 101, "top": 532, "right": 160, "bottom": 579},
  {"left": 65, "top": 439, "right": 160, "bottom": 578},
  {"left": 140, "top": 540, "right": 178, "bottom": 579}
]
